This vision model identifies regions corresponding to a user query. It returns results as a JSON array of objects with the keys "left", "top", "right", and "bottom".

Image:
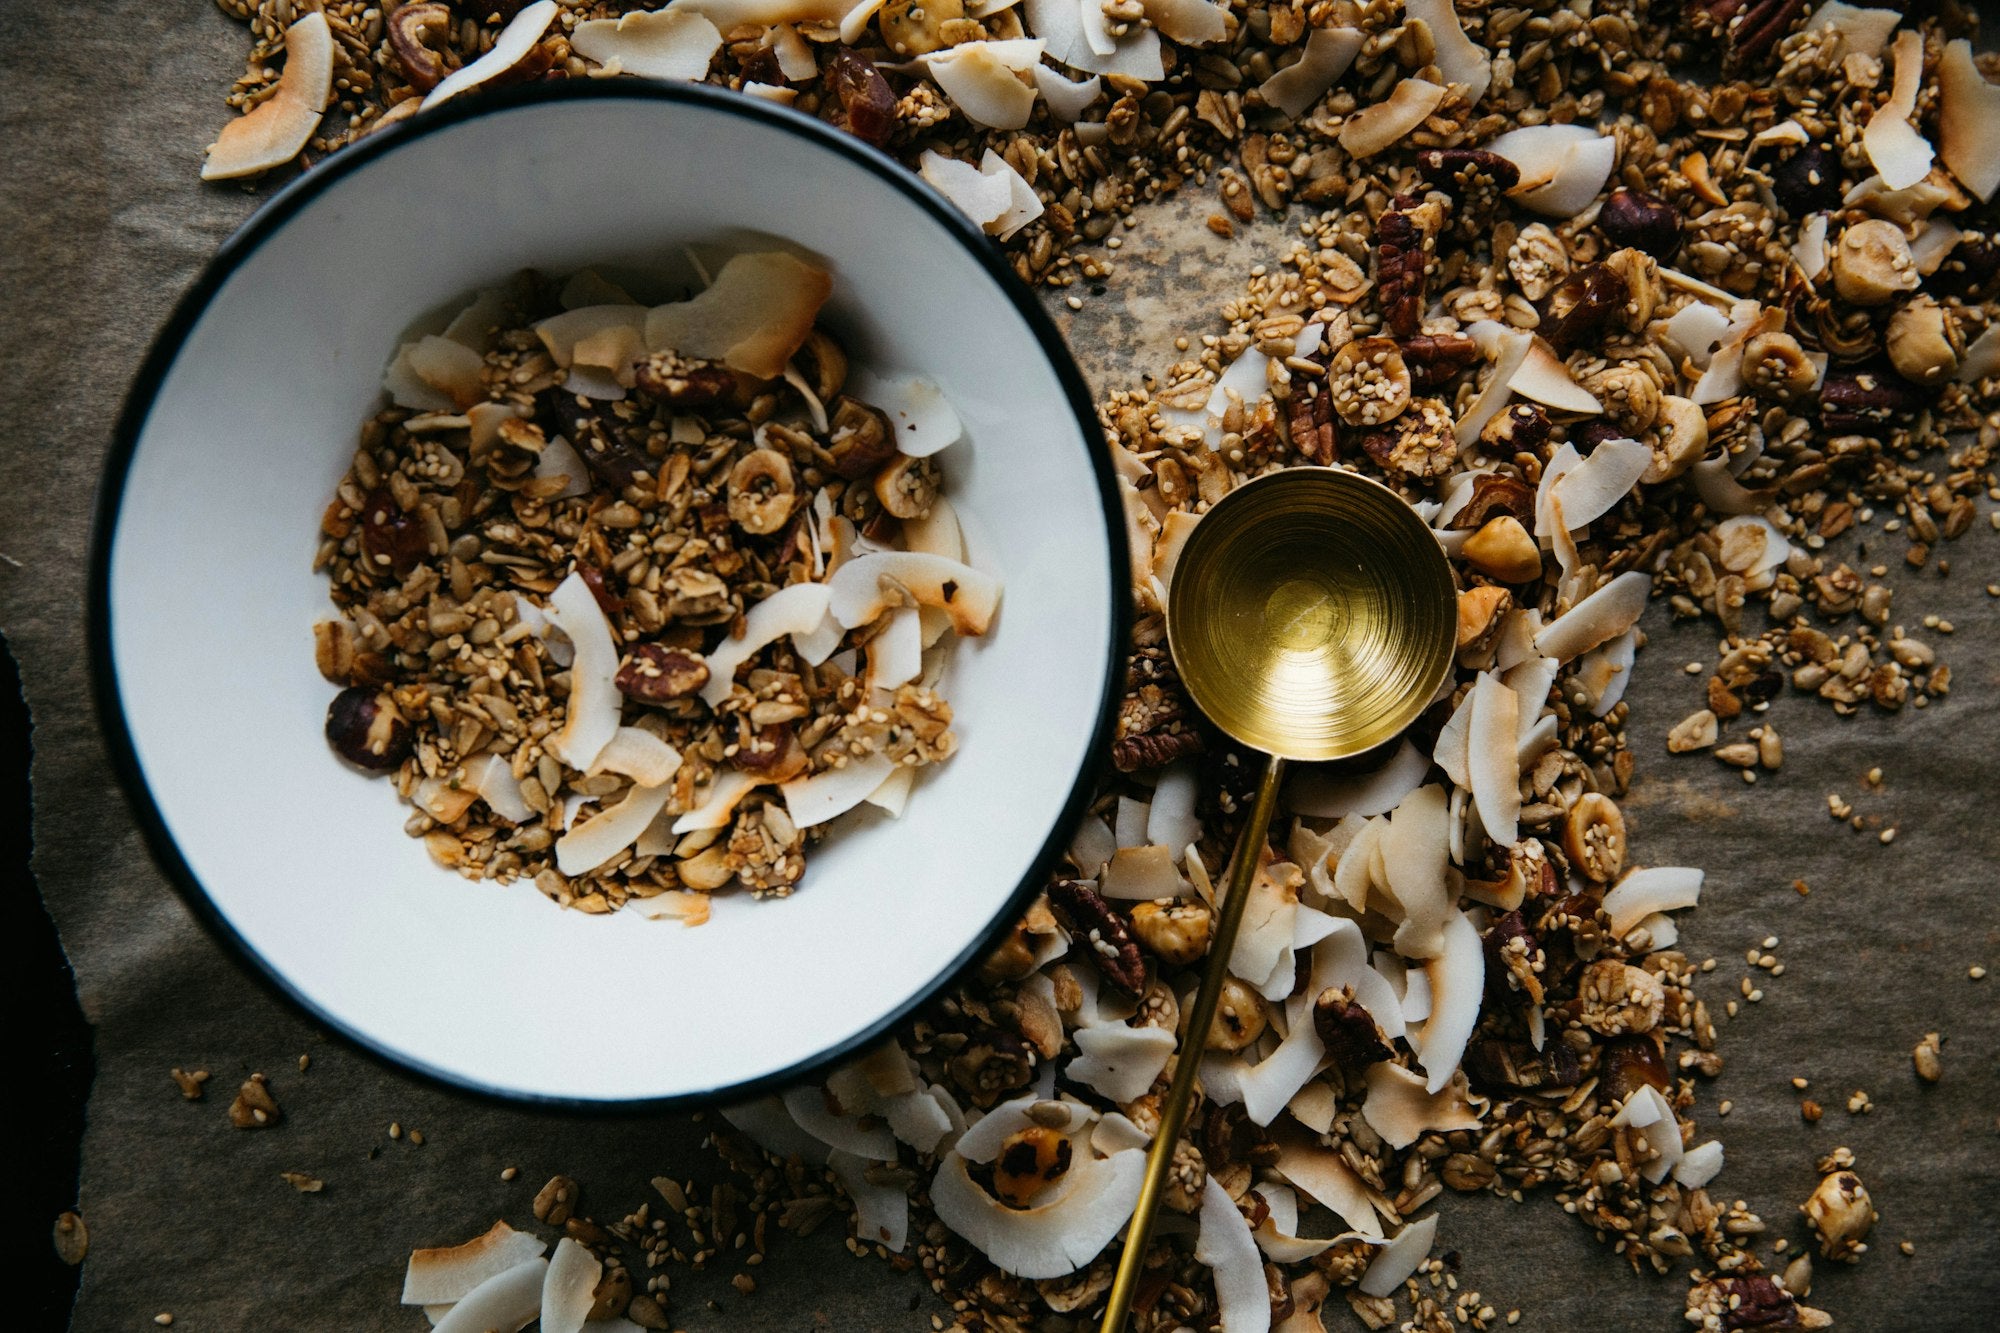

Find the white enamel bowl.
[{"left": 93, "top": 83, "right": 1125, "bottom": 1107}]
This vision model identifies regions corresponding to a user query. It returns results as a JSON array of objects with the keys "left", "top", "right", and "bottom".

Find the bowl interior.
[{"left": 102, "top": 88, "right": 1119, "bottom": 1104}]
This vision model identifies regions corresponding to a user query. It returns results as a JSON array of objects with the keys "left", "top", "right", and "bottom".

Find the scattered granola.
[
  {"left": 228, "top": 1074, "right": 281, "bottom": 1129},
  {"left": 52, "top": 1211, "right": 87, "bottom": 1267},
  {"left": 315, "top": 256, "right": 996, "bottom": 914}
]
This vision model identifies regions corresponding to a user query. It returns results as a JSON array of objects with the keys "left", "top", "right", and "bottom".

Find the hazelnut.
[
  {"left": 1832, "top": 220, "right": 1919, "bottom": 306},
  {"left": 726, "top": 448, "right": 797, "bottom": 535},
  {"left": 827, "top": 395, "right": 896, "bottom": 479},
  {"left": 992, "top": 1125, "right": 1073, "bottom": 1206},
  {"left": 1885, "top": 296, "right": 1962, "bottom": 386},
  {"left": 1741, "top": 330, "right": 1819, "bottom": 400},
  {"left": 1802, "top": 1170, "right": 1877, "bottom": 1263},
  {"left": 1327, "top": 337, "right": 1413, "bottom": 426},
  {"left": 1507, "top": 223, "right": 1571, "bottom": 302},
  {"left": 1581, "top": 361, "right": 1664, "bottom": 434},
  {"left": 1601, "top": 247, "right": 1659, "bottom": 330},
  {"left": 1642, "top": 395, "right": 1709, "bottom": 484},
  {"left": 1577, "top": 959, "right": 1664, "bottom": 1035},
  {"left": 325, "top": 688, "right": 411, "bottom": 772},
  {"left": 1128, "top": 899, "right": 1213, "bottom": 967},
  {"left": 1205, "top": 977, "right": 1269, "bottom": 1051},
  {"left": 1563, "top": 792, "right": 1627, "bottom": 882},
  {"left": 1461, "top": 516, "right": 1543, "bottom": 584},
  {"left": 1456, "top": 584, "right": 1512, "bottom": 652},
  {"left": 1598, "top": 189, "right": 1681, "bottom": 259},
  {"left": 873, "top": 453, "right": 940, "bottom": 519}
]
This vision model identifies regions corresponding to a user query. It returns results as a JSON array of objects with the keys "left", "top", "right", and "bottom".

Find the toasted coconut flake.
[
  {"left": 669, "top": 768, "right": 761, "bottom": 836},
  {"left": 927, "top": 41, "right": 1042, "bottom": 129},
  {"left": 428, "top": 1260, "right": 548, "bottom": 1333},
  {"left": 1381, "top": 784, "right": 1452, "bottom": 958},
  {"left": 1406, "top": 0, "right": 1490, "bottom": 105},
  {"left": 864, "top": 762, "right": 917, "bottom": 818},
  {"left": 1487, "top": 126, "right": 1617, "bottom": 218},
  {"left": 701, "top": 582, "right": 833, "bottom": 706},
  {"left": 1196, "top": 1175, "right": 1272, "bottom": 1333},
  {"left": 201, "top": 12, "right": 333, "bottom": 180},
  {"left": 1332, "top": 818, "right": 1381, "bottom": 916},
  {"left": 404, "top": 1222, "right": 549, "bottom": 1306},
  {"left": 1574, "top": 628, "right": 1638, "bottom": 717},
  {"left": 931, "top": 1146, "right": 1146, "bottom": 1280},
  {"left": 1099, "top": 844, "right": 1189, "bottom": 900},
  {"left": 1610, "top": 1084, "right": 1683, "bottom": 1182},
  {"left": 1807, "top": 0, "right": 1900, "bottom": 59},
  {"left": 1274, "top": 1126, "right": 1384, "bottom": 1237},
  {"left": 1024, "top": 0, "right": 1164, "bottom": 79},
  {"left": 1551, "top": 437, "right": 1648, "bottom": 529},
  {"left": 572, "top": 8, "right": 721, "bottom": 79},
  {"left": 829, "top": 1148, "right": 910, "bottom": 1251},
  {"left": 1675, "top": 1140, "right": 1725, "bottom": 1189},
  {"left": 849, "top": 370, "right": 964, "bottom": 457},
  {"left": 1146, "top": 760, "right": 1200, "bottom": 850},
  {"left": 1032, "top": 63, "right": 1102, "bottom": 121},
  {"left": 1415, "top": 909, "right": 1483, "bottom": 1092},
  {"left": 1603, "top": 866, "right": 1704, "bottom": 937},
  {"left": 783, "top": 753, "right": 897, "bottom": 829},
  {"left": 1663, "top": 301, "right": 1735, "bottom": 368},
  {"left": 384, "top": 341, "right": 457, "bottom": 412},
  {"left": 405, "top": 335, "right": 486, "bottom": 411},
  {"left": 1142, "top": 0, "right": 1227, "bottom": 46},
  {"left": 1323, "top": 917, "right": 1406, "bottom": 1040},
  {"left": 767, "top": 22, "right": 817, "bottom": 79},
  {"left": 1958, "top": 323, "right": 2000, "bottom": 384},
  {"left": 867, "top": 606, "right": 924, "bottom": 692},
  {"left": 1534, "top": 571, "right": 1649, "bottom": 664},
  {"left": 1433, "top": 692, "right": 1474, "bottom": 790},
  {"left": 556, "top": 780, "right": 674, "bottom": 876},
  {"left": 1791, "top": 212, "right": 1831, "bottom": 281},
  {"left": 644, "top": 251, "right": 832, "bottom": 381},
  {"left": 563, "top": 365, "right": 627, "bottom": 401},
  {"left": 783, "top": 1085, "right": 897, "bottom": 1159},
  {"left": 665, "top": 0, "right": 862, "bottom": 29},
  {"left": 461, "top": 753, "right": 532, "bottom": 824},
  {"left": 956, "top": 1096, "right": 1093, "bottom": 1163},
  {"left": 1237, "top": 1021, "right": 1326, "bottom": 1127},
  {"left": 1363, "top": 1063, "right": 1481, "bottom": 1150},
  {"left": 1114, "top": 795, "right": 1151, "bottom": 847},
  {"left": 539, "top": 1239, "right": 600, "bottom": 1333},
  {"left": 1250, "top": 1184, "right": 1344, "bottom": 1264},
  {"left": 1940, "top": 40, "right": 2000, "bottom": 202},
  {"left": 1510, "top": 339, "right": 1603, "bottom": 414},
  {"left": 1230, "top": 860, "right": 1303, "bottom": 991},
  {"left": 903, "top": 495, "right": 965, "bottom": 561},
  {"left": 536, "top": 305, "right": 649, "bottom": 370},
  {"left": 1466, "top": 676, "right": 1521, "bottom": 850},
  {"left": 1339, "top": 79, "right": 1445, "bottom": 159},
  {"left": 1069, "top": 815, "right": 1117, "bottom": 877},
  {"left": 1454, "top": 326, "right": 1534, "bottom": 448},
  {"left": 1715, "top": 514, "right": 1792, "bottom": 577},
  {"left": 557, "top": 271, "right": 638, "bottom": 310},
  {"left": 1288, "top": 739, "right": 1428, "bottom": 820},
  {"left": 1070, "top": 1023, "right": 1176, "bottom": 1103},
  {"left": 1257, "top": 26, "right": 1362, "bottom": 120},
  {"left": 531, "top": 436, "right": 592, "bottom": 501},
  {"left": 884, "top": 1088, "right": 955, "bottom": 1154},
  {"left": 720, "top": 1096, "right": 829, "bottom": 1164},
  {"left": 589, "top": 727, "right": 684, "bottom": 789},
  {"left": 828, "top": 551, "right": 1001, "bottom": 634},
  {"left": 1359, "top": 1215, "right": 1438, "bottom": 1298},
  {"left": 426, "top": 1, "right": 558, "bottom": 107},
  {"left": 1909, "top": 218, "right": 1963, "bottom": 276},
  {"left": 1864, "top": 30, "right": 1934, "bottom": 191},
  {"left": 545, "top": 572, "right": 622, "bottom": 770}
]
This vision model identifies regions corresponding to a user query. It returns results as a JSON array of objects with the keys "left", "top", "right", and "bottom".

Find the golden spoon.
[{"left": 1098, "top": 466, "right": 1456, "bottom": 1333}]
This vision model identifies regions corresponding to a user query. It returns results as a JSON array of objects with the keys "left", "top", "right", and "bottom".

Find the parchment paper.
[{"left": 3, "top": 4, "right": 1996, "bottom": 1328}]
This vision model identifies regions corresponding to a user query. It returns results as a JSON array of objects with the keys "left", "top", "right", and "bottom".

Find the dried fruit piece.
[
  {"left": 386, "top": 2, "right": 456, "bottom": 93},
  {"left": 1598, "top": 189, "right": 1680, "bottom": 259},
  {"left": 830, "top": 47, "right": 896, "bottom": 146},
  {"left": 325, "top": 688, "right": 412, "bottom": 772},
  {"left": 1545, "top": 264, "right": 1631, "bottom": 354},
  {"left": 1312, "top": 987, "right": 1391, "bottom": 1072}
]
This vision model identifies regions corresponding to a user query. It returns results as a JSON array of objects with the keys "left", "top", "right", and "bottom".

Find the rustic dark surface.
[{"left": 3, "top": 3, "right": 1997, "bottom": 1328}]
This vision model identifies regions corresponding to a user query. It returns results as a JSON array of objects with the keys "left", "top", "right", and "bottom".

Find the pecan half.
[
  {"left": 1720, "top": 0, "right": 1810, "bottom": 71},
  {"left": 616, "top": 644, "right": 710, "bottom": 702},
  {"left": 1047, "top": 880, "right": 1144, "bottom": 993},
  {"left": 387, "top": 2, "right": 455, "bottom": 93},
  {"left": 1286, "top": 370, "right": 1337, "bottom": 464},
  {"left": 1413, "top": 148, "right": 1520, "bottom": 209},
  {"left": 1400, "top": 333, "right": 1478, "bottom": 389},
  {"left": 634, "top": 352, "right": 734, "bottom": 405},
  {"left": 1819, "top": 366, "right": 1926, "bottom": 436},
  {"left": 1715, "top": 1275, "right": 1802, "bottom": 1329},
  {"left": 829, "top": 48, "right": 896, "bottom": 146},
  {"left": 1312, "top": 987, "right": 1392, "bottom": 1073},
  {"left": 1375, "top": 203, "right": 1427, "bottom": 338}
]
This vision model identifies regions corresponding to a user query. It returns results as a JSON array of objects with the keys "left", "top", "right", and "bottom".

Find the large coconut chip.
[
  {"left": 201, "top": 12, "right": 334, "bottom": 179},
  {"left": 544, "top": 571, "right": 622, "bottom": 770},
  {"left": 720, "top": 1095, "right": 830, "bottom": 1164},
  {"left": 1466, "top": 676, "right": 1521, "bottom": 850},
  {"left": 847, "top": 370, "right": 966, "bottom": 456},
  {"left": 927, "top": 41, "right": 1043, "bottom": 130},
  {"left": 929, "top": 1147, "right": 1146, "bottom": 1279},
  {"left": 782, "top": 753, "right": 897, "bottom": 829},
  {"left": 1251, "top": 1184, "right": 1348, "bottom": 1264},
  {"left": 1274, "top": 1127, "right": 1385, "bottom": 1238},
  {"left": 702, "top": 582, "right": 834, "bottom": 706},
  {"left": 1288, "top": 738, "right": 1429, "bottom": 819},
  {"left": 1338, "top": 79, "right": 1446, "bottom": 159},
  {"left": 1405, "top": 0, "right": 1490, "bottom": 105},
  {"left": 1550, "top": 437, "right": 1648, "bottom": 530},
  {"left": 670, "top": 768, "right": 761, "bottom": 834},
  {"left": 643, "top": 251, "right": 832, "bottom": 381},
  {"left": 404, "top": 1222, "right": 549, "bottom": 1305},
  {"left": 573, "top": 9, "right": 722, "bottom": 80},
  {"left": 1509, "top": 339, "right": 1603, "bottom": 414},
  {"left": 588, "top": 727, "right": 683, "bottom": 788},
  {"left": 1099, "top": 844, "right": 1189, "bottom": 900},
  {"left": 830, "top": 1148, "right": 911, "bottom": 1251},
  {"left": 1033, "top": 64, "right": 1102, "bottom": 121},
  {"left": 462, "top": 753, "right": 533, "bottom": 824},
  {"left": 1382, "top": 784, "right": 1452, "bottom": 959},
  {"left": 540, "top": 1238, "right": 601, "bottom": 1333},
  {"left": 1069, "top": 1023, "right": 1177, "bottom": 1103},
  {"left": 1865, "top": 29, "right": 1935, "bottom": 191},
  {"left": 535, "top": 305, "right": 649, "bottom": 370},
  {"left": 1676, "top": 1140, "right": 1724, "bottom": 1189},
  {"left": 556, "top": 779, "right": 675, "bottom": 876},
  {"left": 1533, "top": 571, "right": 1650, "bottom": 663},
  {"left": 1362, "top": 1062, "right": 1481, "bottom": 1150},
  {"left": 1603, "top": 865, "right": 1704, "bottom": 937},
  {"left": 955, "top": 1096, "right": 1094, "bottom": 1163},
  {"left": 1940, "top": 40, "right": 2000, "bottom": 202},
  {"left": 1610, "top": 1084, "right": 1684, "bottom": 1183},
  {"left": 1025, "top": 0, "right": 1164, "bottom": 79},
  {"left": 1257, "top": 26, "right": 1363, "bottom": 120},
  {"left": 1486, "top": 124, "right": 1615, "bottom": 218},
  {"left": 426, "top": 1, "right": 558, "bottom": 107},
  {"left": 1142, "top": 0, "right": 1228, "bottom": 46},
  {"left": 920, "top": 150, "right": 1013, "bottom": 228},
  {"left": 1196, "top": 1175, "right": 1273, "bottom": 1333},
  {"left": 430, "top": 1258, "right": 548, "bottom": 1333},
  {"left": 1414, "top": 909, "right": 1483, "bottom": 1092},
  {"left": 1358, "top": 1215, "right": 1438, "bottom": 1298},
  {"left": 1574, "top": 627, "right": 1638, "bottom": 717},
  {"left": 1807, "top": 0, "right": 1900, "bottom": 59},
  {"left": 828, "top": 551, "right": 1001, "bottom": 634},
  {"left": 783, "top": 1084, "right": 898, "bottom": 1159}
]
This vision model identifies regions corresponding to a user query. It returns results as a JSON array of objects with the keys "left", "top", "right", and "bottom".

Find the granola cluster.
[{"left": 314, "top": 265, "right": 981, "bottom": 914}]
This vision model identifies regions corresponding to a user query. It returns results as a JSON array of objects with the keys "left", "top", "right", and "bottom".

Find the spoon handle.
[{"left": 1098, "top": 751, "right": 1287, "bottom": 1333}]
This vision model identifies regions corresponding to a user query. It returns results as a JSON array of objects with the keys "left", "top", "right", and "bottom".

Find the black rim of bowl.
[{"left": 87, "top": 79, "right": 1131, "bottom": 1114}]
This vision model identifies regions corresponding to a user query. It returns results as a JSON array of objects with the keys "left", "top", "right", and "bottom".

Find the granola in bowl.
[{"left": 313, "top": 250, "right": 1000, "bottom": 919}]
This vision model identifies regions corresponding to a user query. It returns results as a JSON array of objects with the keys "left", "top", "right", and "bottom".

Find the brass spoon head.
[{"left": 1166, "top": 467, "right": 1457, "bottom": 762}]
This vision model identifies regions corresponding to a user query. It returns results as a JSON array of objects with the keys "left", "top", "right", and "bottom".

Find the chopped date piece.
[
  {"left": 830, "top": 48, "right": 896, "bottom": 147},
  {"left": 1312, "top": 987, "right": 1392, "bottom": 1073},
  {"left": 357, "top": 486, "right": 432, "bottom": 576},
  {"left": 634, "top": 352, "right": 735, "bottom": 405},
  {"left": 325, "top": 687, "right": 412, "bottom": 771}
]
